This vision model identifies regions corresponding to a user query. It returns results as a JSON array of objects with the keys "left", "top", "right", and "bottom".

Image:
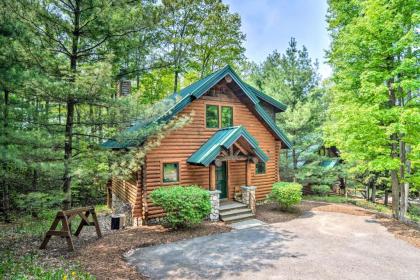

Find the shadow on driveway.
[{"left": 125, "top": 226, "right": 304, "bottom": 279}]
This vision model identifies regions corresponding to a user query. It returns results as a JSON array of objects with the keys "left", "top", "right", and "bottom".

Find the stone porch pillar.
[
  {"left": 241, "top": 186, "right": 256, "bottom": 214},
  {"left": 209, "top": 190, "right": 221, "bottom": 221}
]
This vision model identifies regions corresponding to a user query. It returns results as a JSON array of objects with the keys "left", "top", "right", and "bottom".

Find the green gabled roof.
[
  {"left": 187, "top": 126, "right": 269, "bottom": 166},
  {"left": 101, "top": 65, "right": 292, "bottom": 149},
  {"left": 245, "top": 84, "right": 287, "bottom": 112},
  {"left": 320, "top": 159, "right": 340, "bottom": 169}
]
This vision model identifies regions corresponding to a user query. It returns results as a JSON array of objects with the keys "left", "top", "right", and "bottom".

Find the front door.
[{"left": 216, "top": 162, "right": 227, "bottom": 199}]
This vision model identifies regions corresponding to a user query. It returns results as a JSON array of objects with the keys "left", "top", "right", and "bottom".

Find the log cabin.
[{"left": 102, "top": 65, "right": 291, "bottom": 225}]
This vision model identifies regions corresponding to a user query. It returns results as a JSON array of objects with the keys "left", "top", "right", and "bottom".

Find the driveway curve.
[{"left": 125, "top": 211, "right": 420, "bottom": 280}]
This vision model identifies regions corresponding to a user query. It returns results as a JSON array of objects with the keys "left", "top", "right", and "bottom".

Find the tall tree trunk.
[
  {"left": 63, "top": 100, "right": 74, "bottom": 210},
  {"left": 388, "top": 79, "right": 401, "bottom": 219},
  {"left": 371, "top": 184, "right": 376, "bottom": 203},
  {"left": 366, "top": 185, "right": 370, "bottom": 201},
  {"left": 173, "top": 69, "right": 179, "bottom": 93},
  {"left": 291, "top": 148, "right": 298, "bottom": 182},
  {"left": 2, "top": 89, "right": 10, "bottom": 222},
  {"left": 32, "top": 169, "right": 38, "bottom": 191},
  {"left": 399, "top": 140, "right": 408, "bottom": 220},
  {"left": 63, "top": 0, "right": 80, "bottom": 210}
]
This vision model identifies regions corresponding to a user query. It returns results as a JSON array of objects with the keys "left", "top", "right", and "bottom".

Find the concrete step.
[
  {"left": 219, "top": 202, "right": 248, "bottom": 211},
  {"left": 221, "top": 213, "right": 255, "bottom": 223},
  {"left": 220, "top": 207, "right": 252, "bottom": 218},
  {"left": 230, "top": 219, "right": 267, "bottom": 230}
]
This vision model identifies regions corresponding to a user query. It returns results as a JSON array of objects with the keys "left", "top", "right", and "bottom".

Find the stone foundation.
[
  {"left": 241, "top": 186, "right": 256, "bottom": 214},
  {"left": 209, "top": 190, "right": 221, "bottom": 221},
  {"left": 112, "top": 193, "right": 133, "bottom": 226}
]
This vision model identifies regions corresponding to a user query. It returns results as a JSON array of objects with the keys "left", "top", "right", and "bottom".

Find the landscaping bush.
[
  {"left": 312, "top": 185, "right": 331, "bottom": 196},
  {"left": 408, "top": 205, "right": 420, "bottom": 222},
  {"left": 150, "top": 185, "right": 211, "bottom": 228},
  {"left": 267, "top": 182, "right": 302, "bottom": 210}
]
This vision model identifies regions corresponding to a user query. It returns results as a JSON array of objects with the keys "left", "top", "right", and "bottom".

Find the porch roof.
[{"left": 187, "top": 126, "right": 269, "bottom": 167}]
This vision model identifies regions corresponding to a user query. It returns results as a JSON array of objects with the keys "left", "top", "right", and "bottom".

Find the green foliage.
[
  {"left": 247, "top": 38, "right": 328, "bottom": 185},
  {"left": 0, "top": 0, "right": 245, "bottom": 216},
  {"left": 408, "top": 205, "right": 420, "bottom": 222},
  {"left": 267, "top": 182, "right": 303, "bottom": 210},
  {"left": 0, "top": 250, "right": 94, "bottom": 280},
  {"left": 304, "top": 194, "right": 349, "bottom": 204},
  {"left": 325, "top": 0, "right": 419, "bottom": 217},
  {"left": 312, "top": 185, "right": 331, "bottom": 196},
  {"left": 150, "top": 185, "right": 211, "bottom": 228},
  {"left": 0, "top": 205, "right": 109, "bottom": 240},
  {"left": 14, "top": 191, "right": 63, "bottom": 217}
]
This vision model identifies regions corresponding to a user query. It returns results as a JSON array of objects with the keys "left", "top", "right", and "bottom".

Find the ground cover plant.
[{"left": 0, "top": 250, "right": 94, "bottom": 280}]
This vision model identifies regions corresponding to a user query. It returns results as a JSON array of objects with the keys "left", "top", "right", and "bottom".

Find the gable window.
[
  {"left": 163, "top": 162, "right": 179, "bottom": 183},
  {"left": 255, "top": 162, "right": 266, "bottom": 175},
  {"left": 221, "top": 106, "right": 233, "bottom": 127},
  {"left": 206, "top": 105, "right": 219, "bottom": 128}
]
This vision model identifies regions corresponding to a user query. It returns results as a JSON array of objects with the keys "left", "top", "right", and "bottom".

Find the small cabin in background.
[{"left": 102, "top": 65, "right": 291, "bottom": 225}]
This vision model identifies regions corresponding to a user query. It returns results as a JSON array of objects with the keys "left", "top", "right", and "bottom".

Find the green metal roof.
[
  {"left": 187, "top": 126, "right": 269, "bottom": 166},
  {"left": 245, "top": 84, "right": 287, "bottom": 112},
  {"left": 320, "top": 159, "right": 340, "bottom": 169},
  {"left": 101, "top": 65, "right": 292, "bottom": 149}
]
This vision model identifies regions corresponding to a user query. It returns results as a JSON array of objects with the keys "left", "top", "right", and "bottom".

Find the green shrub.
[
  {"left": 408, "top": 205, "right": 420, "bottom": 222},
  {"left": 150, "top": 185, "right": 211, "bottom": 228},
  {"left": 267, "top": 182, "right": 302, "bottom": 210},
  {"left": 312, "top": 185, "right": 331, "bottom": 196}
]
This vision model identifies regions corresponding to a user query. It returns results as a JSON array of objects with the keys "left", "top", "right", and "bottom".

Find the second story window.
[
  {"left": 221, "top": 106, "right": 233, "bottom": 127},
  {"left": 206, "top": 104, "right": 233, "bottom": 128},
  {"left": 206, "top": 105, "right": 219, "bottom": 128}
]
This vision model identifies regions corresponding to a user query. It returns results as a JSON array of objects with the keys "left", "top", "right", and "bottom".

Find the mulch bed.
[
  {"left": 255, "top": 200, "right": 331, "bottom": 224},
  {"left": 0, "top": 214, "right": 230, "bottom": 280},
  {"left": 2, "top": 201, "right": 419, "bottom": 279}
]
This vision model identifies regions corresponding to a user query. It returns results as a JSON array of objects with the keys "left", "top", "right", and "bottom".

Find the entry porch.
[{"left": 187, "top": 126, "right": 267, "bottom": 220}]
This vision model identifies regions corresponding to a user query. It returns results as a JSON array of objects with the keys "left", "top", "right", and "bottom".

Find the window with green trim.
[
  {"left": 163, "top": 162, "right": 179, "bottom": 183},
  {"left": 255, "top": 162, "right": 266, "bottom": 174},
  {"left": 206, "top": 105, "right": 219, "bottom": 128},
  {"left": 221, "top": 106, "right": 233, "bottom": 127}
]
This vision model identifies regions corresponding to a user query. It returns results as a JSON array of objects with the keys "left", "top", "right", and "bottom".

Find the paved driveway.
[{"left": 125, "top": 211, "right": 420, "bottom": 280}]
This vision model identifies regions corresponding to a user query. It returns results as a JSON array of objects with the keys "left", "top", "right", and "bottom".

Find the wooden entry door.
[{"left": 216, "top": 162, "right": 227, "bottom": 199}]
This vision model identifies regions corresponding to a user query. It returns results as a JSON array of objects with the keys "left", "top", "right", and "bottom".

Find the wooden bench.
[{"left": 40, "top": 206, "right": 102, "bottom": 251}]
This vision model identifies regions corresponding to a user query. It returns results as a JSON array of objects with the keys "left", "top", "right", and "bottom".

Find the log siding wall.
[
  {"left": 142, "top": 81, "right": 281, "bottom": 218},
  {"left": 111, "top": 81, "right": 282, "bottom": 219}
]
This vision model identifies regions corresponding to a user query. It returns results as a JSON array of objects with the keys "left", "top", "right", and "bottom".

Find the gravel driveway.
[{"left": 125, "top": 211, "right": 420, "bottom": 280}]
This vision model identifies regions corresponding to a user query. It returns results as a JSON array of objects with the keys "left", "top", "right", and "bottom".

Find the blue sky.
[{"left": 224, "top": 0, "right": 332, "bottom": 79}]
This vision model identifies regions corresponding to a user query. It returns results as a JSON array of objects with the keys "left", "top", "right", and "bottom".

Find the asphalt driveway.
[{"left": 125, "top": 211, "right": 420, "bottom": 280}]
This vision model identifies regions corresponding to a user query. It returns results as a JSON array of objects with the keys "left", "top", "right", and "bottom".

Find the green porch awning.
[{"left": 187, "top": 126, "right": 269, "bottom": 167}]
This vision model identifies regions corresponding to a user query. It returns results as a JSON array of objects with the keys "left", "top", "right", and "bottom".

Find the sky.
[{"left": 224, "top": 0, "right": 332, "bottom": 79}]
